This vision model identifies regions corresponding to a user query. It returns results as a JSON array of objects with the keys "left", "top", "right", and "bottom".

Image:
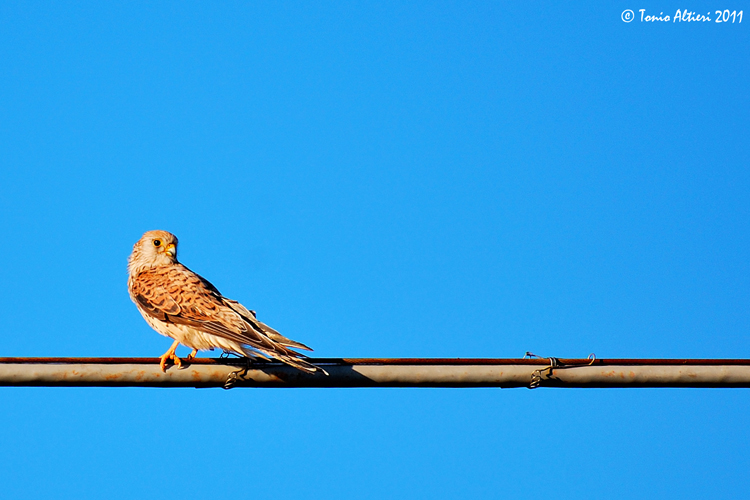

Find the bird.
[{"left": 127, "top": 230, "right": 323, "bottom": 374}]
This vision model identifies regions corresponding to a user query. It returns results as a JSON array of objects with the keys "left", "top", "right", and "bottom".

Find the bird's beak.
[{"left": 165, "top": 243, "right": 176, "bottom": 258}]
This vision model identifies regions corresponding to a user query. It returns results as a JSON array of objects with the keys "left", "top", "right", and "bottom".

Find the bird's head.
[{"left": 128, "top": 230, "right": 179, "bottom": 276}]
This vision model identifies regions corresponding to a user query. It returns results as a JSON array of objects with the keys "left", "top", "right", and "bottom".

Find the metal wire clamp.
[{"left": 525, "top": 352, "right": 596, "bottom": 389}]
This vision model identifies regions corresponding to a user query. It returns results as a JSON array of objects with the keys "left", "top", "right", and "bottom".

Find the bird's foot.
[
  {"left": 186, "top": 349, "right": 198, "bottom": 361},
  {"left": 159, "top": 352, "right": 183, "bottom": 372}
]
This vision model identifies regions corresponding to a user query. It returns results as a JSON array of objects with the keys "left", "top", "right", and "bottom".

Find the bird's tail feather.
[
  {"left": 241, "top": 346, "right": 328, "bottom": 375},
  {"left": 223, "top": 298, "right": 324, "bottom": 373}
]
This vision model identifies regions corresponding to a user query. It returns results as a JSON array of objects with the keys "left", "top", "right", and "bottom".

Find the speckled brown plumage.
[{"left": 127, "top": 230, "right": 322, "bottom": 373}]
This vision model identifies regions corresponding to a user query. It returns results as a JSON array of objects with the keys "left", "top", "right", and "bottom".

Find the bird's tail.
[
  {"left": 240, "top": 345, "right": 328, "bottom": 375},
  {"left": 223, "top": 298, "right": 326, "bottom": 374}
]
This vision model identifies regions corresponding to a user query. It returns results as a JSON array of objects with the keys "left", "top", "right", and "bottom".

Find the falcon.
[{"left": 127, "top": 230, "right": 323, "bottom": 373}]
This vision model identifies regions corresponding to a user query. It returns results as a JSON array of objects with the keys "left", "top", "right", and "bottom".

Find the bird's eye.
[{"left": 153, "top": 240, "right": 162, "bottom": 247}]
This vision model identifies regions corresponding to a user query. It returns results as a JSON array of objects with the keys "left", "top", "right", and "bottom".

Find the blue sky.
[{"left": 0, "top": 2, "right": 748, "bottom": 498}]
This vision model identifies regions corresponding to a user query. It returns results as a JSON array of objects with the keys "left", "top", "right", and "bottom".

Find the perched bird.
[{"left": 127, "top": 230, "right": 323, "bottom": 373}]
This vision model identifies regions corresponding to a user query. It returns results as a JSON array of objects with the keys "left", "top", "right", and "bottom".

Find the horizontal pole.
[{"left": 0, "top": 358, "right": 749, "bottom": 388}]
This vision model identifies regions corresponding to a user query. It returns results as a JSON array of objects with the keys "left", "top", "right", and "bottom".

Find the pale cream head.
[{"left": 128, "top": 230, "right": 179, "bottom": 276}]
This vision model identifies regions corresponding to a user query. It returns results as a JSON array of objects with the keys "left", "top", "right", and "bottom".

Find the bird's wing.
[{"left": 130, "top": 265, "right": 280, "bottom": 352}]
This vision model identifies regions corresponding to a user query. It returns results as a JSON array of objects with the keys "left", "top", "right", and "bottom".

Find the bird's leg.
[
  {"left": 186, "top": 348, "right": 198, "bottom": 361},
  {"left": 159, "top": 340, "right": 183, "bottom": 372}
]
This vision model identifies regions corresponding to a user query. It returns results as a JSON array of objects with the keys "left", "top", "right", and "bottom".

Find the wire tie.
[
  {"left": 528, "top": 353, "right": 598, "bottom": 388},
  {"left": 223, "top": 371, "right": 239, "bottom": 390}
]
